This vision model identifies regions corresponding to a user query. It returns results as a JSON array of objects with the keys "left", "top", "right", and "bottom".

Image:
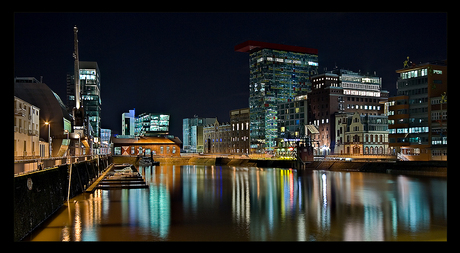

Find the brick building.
[
  {"left": 230, "top": 108, "right": 250, "bottom": 155},
  {"left": 112, "top": 136, "right": 181, "bottom": 157},
  {"left": 309, "top": 69, "right": 389, "bottom": 155}
]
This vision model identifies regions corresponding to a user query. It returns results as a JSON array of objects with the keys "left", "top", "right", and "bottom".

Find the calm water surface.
[{"left": 27, "top": 165, "right": 447, "bottom": 241}]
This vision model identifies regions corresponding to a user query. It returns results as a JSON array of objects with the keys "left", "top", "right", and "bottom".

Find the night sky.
[{"left": 14, "top": 13, "right": 447, "bottom": 138}]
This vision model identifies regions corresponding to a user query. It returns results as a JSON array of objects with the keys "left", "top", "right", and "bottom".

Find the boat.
[{"left": 139, "top": 156, "right": 160, "bottom": 166}]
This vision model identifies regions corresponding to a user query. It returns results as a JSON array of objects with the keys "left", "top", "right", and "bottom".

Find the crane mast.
[{"left": 73, "top": 25, "right": 80, "bottom": 109}]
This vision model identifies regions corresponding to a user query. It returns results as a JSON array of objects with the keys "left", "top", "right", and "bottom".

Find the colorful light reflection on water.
[{"left": 26, "top": 165, "right": 447, "bottom": 241}]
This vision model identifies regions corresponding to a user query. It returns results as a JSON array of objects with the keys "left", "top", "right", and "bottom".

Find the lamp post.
[{"left": 45, "top": 122, "right": 51, "bottom": 158}]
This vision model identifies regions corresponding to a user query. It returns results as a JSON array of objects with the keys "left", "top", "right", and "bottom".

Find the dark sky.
[{"left": 14, "top": 12, "right": 447, "bottom": 138}]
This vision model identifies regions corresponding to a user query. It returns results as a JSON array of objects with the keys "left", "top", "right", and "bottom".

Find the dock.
[{"left": 86, "top": 164, "right": 148, "bottom": 192}]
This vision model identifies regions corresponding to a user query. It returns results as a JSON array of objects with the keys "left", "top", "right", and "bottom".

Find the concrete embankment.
[
  {"left": 14, "top": 156, "right": 112, "bottom": 241},
  {"left": 304, "top": 160, "right": 447, "bottom": 176}
]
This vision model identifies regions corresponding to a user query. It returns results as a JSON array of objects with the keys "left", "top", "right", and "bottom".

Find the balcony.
[{"left": 14, "top": 108, "right": 25, "bottom": 117}]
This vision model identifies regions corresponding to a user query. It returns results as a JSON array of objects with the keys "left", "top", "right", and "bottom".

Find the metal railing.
[{"left": 14, "top": 155, "right": 107, "bottom": 176}]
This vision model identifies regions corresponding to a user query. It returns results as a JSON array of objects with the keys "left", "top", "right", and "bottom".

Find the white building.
[
  {"left": 122, "top": 108, "right": 136, "bottom": 136},
  {"left": 335, "top": 112, "right": 389, "bottom": 155},
  {"left": 14, "top": 96, "right": 40, "bottom": 159}
]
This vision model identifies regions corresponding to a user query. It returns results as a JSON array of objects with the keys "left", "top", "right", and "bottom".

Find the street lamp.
[{"left": 45, "top": 121, "right": 51, "bottom": 158}]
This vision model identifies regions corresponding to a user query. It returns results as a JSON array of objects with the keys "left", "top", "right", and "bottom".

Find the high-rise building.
[
  {"left": 235, "top": 40, "right": 319, "bottom": 153},
  {"left": 389, "top": 60, "right": 447, "bottom": 161},
  {"left": 79, "top": 61, "right": 101, "bottom": 138},
  {"left": 183, "top": 117, "right": 216, "bottom": 153},
  {"left": 122, "top": 108, "right": 136, "bottom": 136},
  {"left": 67, "top": 62, "right": 101, "bottom": 138}
]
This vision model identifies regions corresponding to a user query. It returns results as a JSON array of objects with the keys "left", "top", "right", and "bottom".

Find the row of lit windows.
[
  {"left": 256, "top": 56, "right": 318, "bottom": 66},
  {"left": 343, "top": 89, "right": 380, "bottom": 97},
  {"left": 347, "top": 104, "right": 381, "bottom": 110},
  {"left": 388, "top": 126, "right": 429, "bottom": 134},
  {"left": 232, "top": 122, "right": 249, "bottom": 131},
  {"left": 432, "top": 137, "right": 447, "bottom": 145},
  {"left": 400, "top": 68, "right": 428, "bottom": 79},
  {"left": 342, "top": 82, "right": 380, "bottom": 91}
]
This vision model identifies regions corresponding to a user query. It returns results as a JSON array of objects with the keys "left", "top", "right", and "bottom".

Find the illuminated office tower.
[
  {"left": 235, "top": 40, "right": 318, "bottom": 152},
  {"left": 135, "top": 113, "right": 170, "bottom": 136},
  {"left": 79, "top": 61, "right": 101, "bottom": 137}
]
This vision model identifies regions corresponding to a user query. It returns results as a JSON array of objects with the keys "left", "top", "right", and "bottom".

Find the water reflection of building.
[
  {"left": 232, "top": 168, "right": 250, "bottom": 233},
  {"left": 52, "top": 166, "right": 445, "bottom": 241}
]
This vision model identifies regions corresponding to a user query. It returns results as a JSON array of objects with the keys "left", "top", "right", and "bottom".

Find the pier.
[{"left": 86, "top": 164, "right": 148, "bottom": 192}]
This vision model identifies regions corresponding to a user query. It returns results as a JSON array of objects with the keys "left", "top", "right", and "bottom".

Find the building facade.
[
  {"left": 100, "top": 128, "right": 112, "bottom": 155},
  {"left": 230, "top": 108, "right": 250, "bottom": 155},
  {"left": 276, "top": 95, "right": 309, "bottom": 157},
  {"left": 112, "top": 136, "right": 181, "bottom": 157},
  {"left": 389, "top": 60, "right": 447, "bottom": 161},
  {"left": 67, "top": 62, "right": 101, "bottom": 137},
  {"left": 79, "top": 61, "right": 101, "bottom": 138},
  {"left": 335, "top": 112, "right": 389, "bottom": 156},
  {"left": 203, "top": 120, "right": 231, "bottom": 154},
  {"left": 135, "top": 113, "right": 170, "bottom": 136},
  {"left": 15, "top": 77, "right": 77, "bottom": 157},
  {"left": 278, "top": 95, "right": 308, "bottom": 139},
  {"left": 14, "top": 96, "right": 40, "bottom": 159},
  {"left": 183, "top": 117, "right": 217, "bottom": 153},
  {"left": 122, "top": 108, "right": 136, "bottom": 136},
  {"left": 309, "top": 69, "right": 389, "bottom": 155},
  {"left": 235, "top": 40, "right": 318, "bottom": 153}
]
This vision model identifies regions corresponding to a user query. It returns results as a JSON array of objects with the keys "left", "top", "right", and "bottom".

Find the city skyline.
[{"left": 14, "top": 12, "right": 447, "bottom": 137}]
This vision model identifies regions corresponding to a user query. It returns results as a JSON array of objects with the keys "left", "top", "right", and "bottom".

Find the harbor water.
[{"left": 25, "top": 165, "right": 447, "bottom": 241}]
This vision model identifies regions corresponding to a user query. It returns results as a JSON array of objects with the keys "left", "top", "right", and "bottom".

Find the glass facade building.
[
  {"left": 135, "top": 113, "right": 170, "bottom": 136},
  {"left": 235, "top": 41, "right": 318, "bottom": 152},
  {"left": 79, "top": 61, "right": 101, "bottom": 137}
]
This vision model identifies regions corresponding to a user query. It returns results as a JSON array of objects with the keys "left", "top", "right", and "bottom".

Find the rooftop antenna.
[{"left": 73, "top": 25, "right": 80, "bottom": 109}]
